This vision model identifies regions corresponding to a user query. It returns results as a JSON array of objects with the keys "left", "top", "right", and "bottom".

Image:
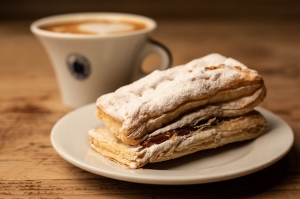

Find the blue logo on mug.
[{"left": 67, "top": 53, "right": 91, "bottom": 80}]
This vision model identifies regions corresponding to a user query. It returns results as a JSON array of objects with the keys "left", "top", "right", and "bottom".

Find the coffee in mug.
[
  {"left": 31, "top": 13, "right": 172, "bottom": 108},
  {"left": 40, "top": 19, "right": 148, "bottom": 35}
]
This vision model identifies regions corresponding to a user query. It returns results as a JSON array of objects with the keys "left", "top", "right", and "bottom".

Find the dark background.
[{"left": 1, "top": 0, "right": 300, "bottom": 21}]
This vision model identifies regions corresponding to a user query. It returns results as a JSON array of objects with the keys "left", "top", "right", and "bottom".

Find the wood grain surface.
[{"left": 0, "top": 18, "right": 300, "bottom": 198}]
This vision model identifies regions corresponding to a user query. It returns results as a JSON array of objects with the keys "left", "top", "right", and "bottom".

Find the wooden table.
[{"left": 1, "top": 18, "right": 299, "bottom": 198}]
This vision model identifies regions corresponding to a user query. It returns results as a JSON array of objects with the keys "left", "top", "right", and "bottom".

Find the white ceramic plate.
[{"left": 51, "top": 104, "right": 294, "bottom": 185}]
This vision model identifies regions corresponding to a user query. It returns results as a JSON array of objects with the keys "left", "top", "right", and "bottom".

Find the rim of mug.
[{"left": 30, "top": 12, "right": 157, "bottom": 39}]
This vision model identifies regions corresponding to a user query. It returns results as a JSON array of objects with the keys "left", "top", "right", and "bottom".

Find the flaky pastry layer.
[
  {"left": 89, "top": 110, "right": 268, "bottom": 169},
  {"left": 96, "top": 53, "right": 266, "bottom": 145}
]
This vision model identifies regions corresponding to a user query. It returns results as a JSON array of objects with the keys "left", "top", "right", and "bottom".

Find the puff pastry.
[
  {"left": 89, "top": 53, "right": 268, "bottom": 168},
  {"left": 89, "top": 110, "right": 268, "bottom": 168}
]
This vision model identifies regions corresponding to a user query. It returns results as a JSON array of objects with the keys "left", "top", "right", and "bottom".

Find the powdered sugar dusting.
[{"left": 97, "top": 53, "right": 259, "bottom": 131}]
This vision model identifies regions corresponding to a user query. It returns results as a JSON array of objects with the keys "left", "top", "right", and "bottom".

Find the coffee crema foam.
[{"left": 40, "top": 19, "right": 148, "bottom": 35}]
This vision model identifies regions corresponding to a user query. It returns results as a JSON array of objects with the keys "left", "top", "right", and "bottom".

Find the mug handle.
[{"left": 131, "top": 38, "right": 172, "bottom": 81}]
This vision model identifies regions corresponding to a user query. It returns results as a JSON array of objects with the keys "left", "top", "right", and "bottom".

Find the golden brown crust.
[
  {"left": 90, "top": 54, "right": 269, "bottom": 168},
  {"left": 89, "top": 110, "right": 269, "bottom": 169},
  {"left": 96, "top": 54, "right": 266, "bottom": 145}
]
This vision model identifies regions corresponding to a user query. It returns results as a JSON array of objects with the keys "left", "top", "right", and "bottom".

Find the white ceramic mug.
[{"left": 30, "top": 13, "right": 171, "bottom": 108}]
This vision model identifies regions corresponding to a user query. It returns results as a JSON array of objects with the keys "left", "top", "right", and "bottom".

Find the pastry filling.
[{"left": 141, "top": 117, "right": 227, "bottom": 148}]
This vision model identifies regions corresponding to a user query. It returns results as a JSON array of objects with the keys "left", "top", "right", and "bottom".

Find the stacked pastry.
[{"left": 88, "top": 53, "right": 268, "bottom": 169}]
